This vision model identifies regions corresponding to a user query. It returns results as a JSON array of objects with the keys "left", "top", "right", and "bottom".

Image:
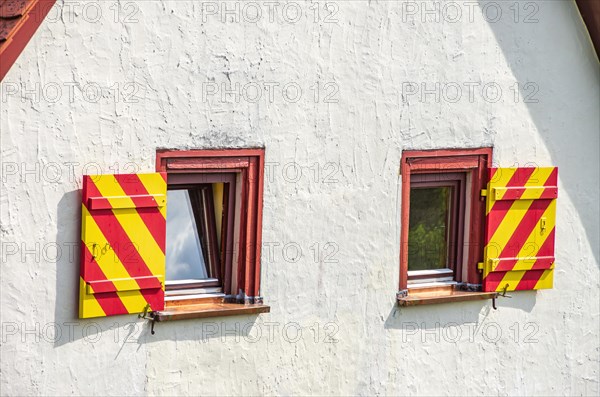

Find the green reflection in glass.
[{"left": 408, "top": 187, "right": 450, "bottom": 271}]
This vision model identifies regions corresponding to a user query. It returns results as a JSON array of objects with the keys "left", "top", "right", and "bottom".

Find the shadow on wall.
[
  {"left": 53, "top": 190, "right": 80, "bottom": 346},
  {"left": 53, "top": 190, "right": 262, "bottom": 349},
  {"left": 479, "top": 0, "right": 599, "bottom": 267},
  {"left": 138, "top": 314, "right": 262, "bottom": 346},
  {"left": 384, "top": 301, "right": 491, "bottom": 331},
  {"left": 384, "top": 291, "right": 537, "bottom": 330}
]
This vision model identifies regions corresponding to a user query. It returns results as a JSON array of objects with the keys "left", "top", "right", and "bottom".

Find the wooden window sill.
[
  {"left": 398, "top": 285, "right": 498, "bottom": 307},
  {"left": 153, "top": 302, "right": 270, "bottom": 322}
]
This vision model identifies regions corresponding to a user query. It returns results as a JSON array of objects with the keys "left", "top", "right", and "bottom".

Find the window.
[
  {"left": 399, "top": 150, "right": 559, "bottom": 307},
  {"left": 407, "top": 172, "right": 466, "bottom": 285},
  {"left": 155, "top": 149, "right": 268, "bottom": 320},
  {"left": 165, "top": 173, "right": 236, "bottom": 297},
  {"left": 398, "top": 148, "right": 494, "bottom": 304},
  {"left": 77, "top": 149, "right": 269, "bottom": 320}
]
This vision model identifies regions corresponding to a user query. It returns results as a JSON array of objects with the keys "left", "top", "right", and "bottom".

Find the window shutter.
[
  {"left": 482, "top": 167, "right": 558, "bottom": 292},
  {"left": 79, "top": 173, "right": 167, "bottom": 318}
]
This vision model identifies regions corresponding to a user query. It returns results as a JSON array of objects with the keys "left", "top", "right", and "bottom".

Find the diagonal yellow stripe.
[
  {"left": 137, "top": 173, "right": 167, "bottom": 220},
  {"left": 79, "top": 277, "right": 105, "bottom": 318},
  {"left": 82, "top": 205, "right": 150, "bottom": 313},
  {"left": 486, "top": 199, "right": 534, "bottom": 262},
  {"left": 534, "top": 269, "right": 554, "bottom": 289},
  {"left": 522, "top": 167, "right": 552, "bottom": 186},
  {"left": 495, "top": 272, "right": 524, "bottom": 291},
  {"left": 92, "top": 175, "right": 165, "bottom": 283}
]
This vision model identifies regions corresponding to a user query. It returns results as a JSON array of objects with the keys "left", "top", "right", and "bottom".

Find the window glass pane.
[
  {"left": 165, "top": 189, "right": 208, "bottom": 280},
  {"left": 408, "top": 187, "right": 450, "bottom": 271}
]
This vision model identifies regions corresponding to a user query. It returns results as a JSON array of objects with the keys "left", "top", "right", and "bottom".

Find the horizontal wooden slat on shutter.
[{"left": 87, "top": 194, "right": 166, "bottom": 210}]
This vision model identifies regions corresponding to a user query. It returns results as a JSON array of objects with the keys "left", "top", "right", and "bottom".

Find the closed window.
[
  {"left": 407, "top": 172, "right": 466, "bottom": 286},
  {"left": 398, "top": 148, "right": 492, "bottom": 304}
]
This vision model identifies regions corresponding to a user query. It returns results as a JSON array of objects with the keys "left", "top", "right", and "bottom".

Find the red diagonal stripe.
[
  {"left": 544, "top": 167, "right": 558, "bottom": 186},
  {"left": 483, "top": 271, "right": 506, "bottom": 292},
  {"left": 535, "top": 227, "right": 556, "bottom": 258},
  {"left": 87, "top": 196, "right": 111, "bottom": 209},
  {"left": 489, "top": 168, "right": 498, "bottom": 183},
  {"left": 486, "top": 168, "right": 537, "bottom": 240},
  {"left": 113, "top": 174, "right": 166, "bottom": 254},
  {"left": 82, "top": 242, "right": 128, "bottom": 316},
  {"left": 494, "top": 261, "right": 514, "bottom": 272},
  {"left": 514, "top": 270, "right": 546, "bottom": 291},
  {"left": 486, "top": 200, "right": 514, "bottom": 242}
]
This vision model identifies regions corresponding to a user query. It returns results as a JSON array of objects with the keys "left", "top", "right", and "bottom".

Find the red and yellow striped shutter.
[
  {"left": 482, "top": 167, "right": 558, "bottom": 292},
  {"left": 79, "top": 173, "right": 167, "bottom": 318}
]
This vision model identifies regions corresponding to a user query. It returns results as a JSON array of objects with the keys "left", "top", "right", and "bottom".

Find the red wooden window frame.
[
  {"left": 156, "top": 149, "right": 265, "bottom": 304},
  {"left": 399, "top": 148, "right": 493, "bottom": 292}
]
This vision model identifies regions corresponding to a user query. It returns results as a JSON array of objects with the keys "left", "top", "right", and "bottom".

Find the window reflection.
[
  {"left": 408, "top": 187, "right": 451, "bottom": 271},
  {"left": 165, "top": 190, "right": 208, "bottom": 280}
]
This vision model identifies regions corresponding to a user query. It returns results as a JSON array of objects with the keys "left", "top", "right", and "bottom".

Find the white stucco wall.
[{"left": 1, "top": 0, "right": 598, "bottom": 395}]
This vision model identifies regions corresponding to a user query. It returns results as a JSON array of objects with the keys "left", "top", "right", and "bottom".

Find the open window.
[
  {"left": 165, "top": 173, "right": 236, "bottom": 300},
  {"left": 398, "top": 148, "right": 558, "bottom": 306},
  {"left": 155, "top": 149, "right": 268, "bottom": 321},
  {"left": 78, "top": 149, "right": 269, "bottom": 320}
]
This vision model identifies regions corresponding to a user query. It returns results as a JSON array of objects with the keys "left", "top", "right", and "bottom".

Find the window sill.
[
  {"left": 153, "top": 302, "right": 270, "bottom": 322},
  {"left": 397, "top": 285, "right": 498, "bottom": 307}
]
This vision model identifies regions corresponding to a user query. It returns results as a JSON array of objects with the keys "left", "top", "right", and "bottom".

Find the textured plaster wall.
[{"left": 0, "top": 1, "right": 598, "bottom": 396}]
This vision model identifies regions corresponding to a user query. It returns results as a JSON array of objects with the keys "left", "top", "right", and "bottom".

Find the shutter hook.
[
  {"left": 138, "top": 304, "right": 157, "bottom": 335},
  {"left": 492, "top": 284, "right": 512, "bottom": 310}
]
